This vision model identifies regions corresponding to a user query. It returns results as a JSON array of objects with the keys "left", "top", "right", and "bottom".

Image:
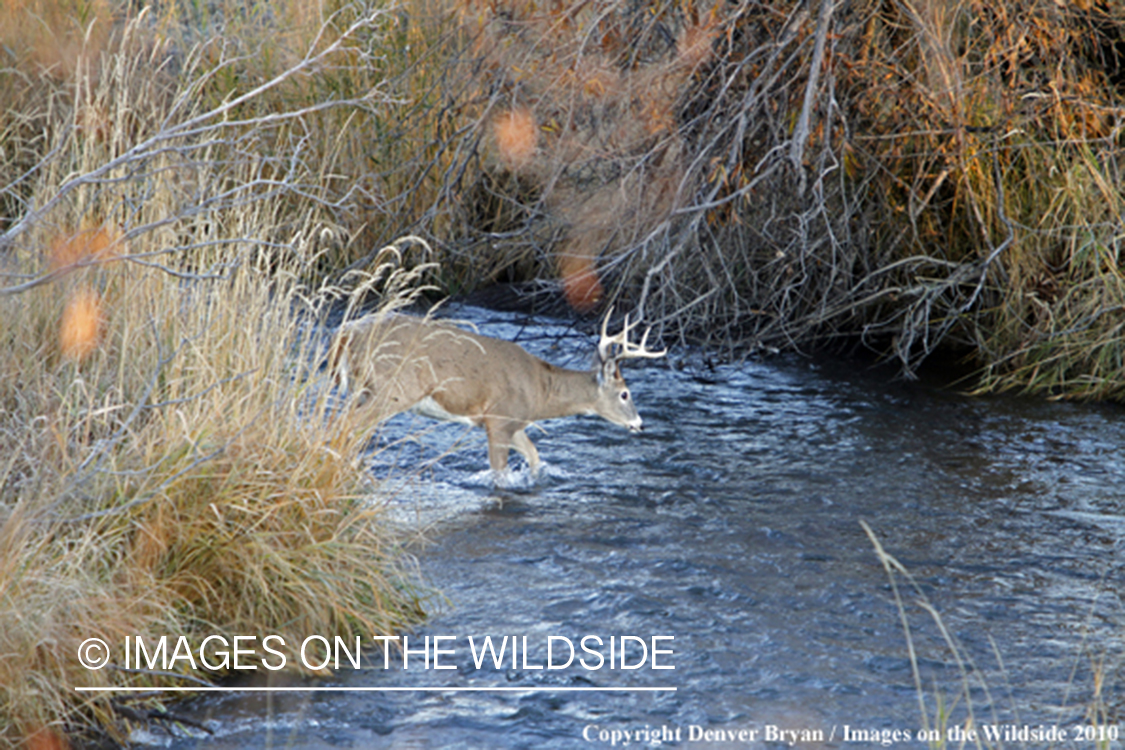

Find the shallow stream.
[{"left": 162, "top": 305, "right": 1123, "bottom": 749}]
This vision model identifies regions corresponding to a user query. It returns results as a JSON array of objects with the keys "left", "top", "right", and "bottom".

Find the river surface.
[{"left": 158, "top": 305, "right": 1123, "bottom": 749}]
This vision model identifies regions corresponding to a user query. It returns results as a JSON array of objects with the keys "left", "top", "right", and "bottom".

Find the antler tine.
[
  {"left": 620, "top": 324, "right": 668, "bottom": 360},
  {"left": 599, "top": 305, "right": 612, "bottom": 340},
  {"left": 597, "top": 306, "right": 667, "bottom": 363},
  {"left": 598, "top": 305, "right": 616, "bottom": 363},
  {"left": 637, "top": 326, "right": 668, "bottom": 358},
  {"left": 598, "top": 306, "right": 637, "bottom": 360}
]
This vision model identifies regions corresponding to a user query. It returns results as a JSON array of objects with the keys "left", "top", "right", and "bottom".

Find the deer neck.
[{"left": 536, "top": 365, "right": 600, "bottom": 421}]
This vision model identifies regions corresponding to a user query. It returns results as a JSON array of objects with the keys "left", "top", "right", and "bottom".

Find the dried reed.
[{"left": 1, "top": 2, "right": 431, "bottom": 743}]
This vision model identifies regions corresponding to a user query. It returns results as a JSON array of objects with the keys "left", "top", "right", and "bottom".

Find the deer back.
[{"left": 330, "top": 315, "right": 573, "bottom": 425}]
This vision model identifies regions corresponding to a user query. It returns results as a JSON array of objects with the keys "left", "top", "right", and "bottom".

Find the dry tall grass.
[
  {"left": 1, "top": 2, "right": 430, "bottom": 744},
  {"left": 8, "top": 0, "right": 1111, "bottom": 399},
  {"left": 842, "top": 0, "right": 1125, "bottom": 396}
]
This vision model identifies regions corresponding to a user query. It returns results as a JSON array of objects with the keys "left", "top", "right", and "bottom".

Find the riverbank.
[
  {"left": 0, "top": 4, "right": 434, "bottom": 744},
  {"left": 6, "top": 1, "right": 1124, "bottom": 385},
  {"left": 255, "top": 0, "right": 1125, "bottom": 400}
]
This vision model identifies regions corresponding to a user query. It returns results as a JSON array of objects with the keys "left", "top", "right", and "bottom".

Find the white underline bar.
[{"left": 76, "top": 686, "right": 676, "bottom": 693}]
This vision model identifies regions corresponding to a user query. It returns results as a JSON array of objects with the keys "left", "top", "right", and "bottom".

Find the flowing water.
[{"left": 158, "top": 305, "right": 1123, "bottom": 749}]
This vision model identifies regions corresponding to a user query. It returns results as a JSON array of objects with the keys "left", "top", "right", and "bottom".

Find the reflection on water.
[{"left": 164, "top": 306, "right": 1123, "bottom": 749}]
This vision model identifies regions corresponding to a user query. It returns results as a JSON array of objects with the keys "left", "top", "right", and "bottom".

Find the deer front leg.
[
  {"left": 484, "top": 419, "right": 540, "bottom": 474},
  {"left": 484, "top": 418, "right": 515, "bottom": 472},
  {"left": 510, "top": 428, "right": 541, "bottom": 476}
]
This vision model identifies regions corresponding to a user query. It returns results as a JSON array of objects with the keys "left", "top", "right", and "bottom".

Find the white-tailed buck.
[{"left": 328, "top": 310, "right": 666, "bottom": 474}]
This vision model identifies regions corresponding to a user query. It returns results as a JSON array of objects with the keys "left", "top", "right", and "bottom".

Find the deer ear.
[{"left": 598, "top": 357, "right": 620, "bottom": 385}]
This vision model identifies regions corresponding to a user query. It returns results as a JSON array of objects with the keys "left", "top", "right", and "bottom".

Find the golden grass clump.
[
  {"left": 835, "top": 0, "right": 1125, "bottom": 395},
  {"left": 1, "top": 260, "right": 430, "bottom": 743},
  {"left": 1, "top": 2, "right": 431, "bottom": 744}
]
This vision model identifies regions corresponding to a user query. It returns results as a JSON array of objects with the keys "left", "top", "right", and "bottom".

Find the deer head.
[{"left": 592, "top": 307, "right": 667, "bottom": 432}]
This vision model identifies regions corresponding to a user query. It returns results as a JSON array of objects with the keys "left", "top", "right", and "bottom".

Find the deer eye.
[{"left": 620, "top": 391, "right": 630, "bottom": 401}]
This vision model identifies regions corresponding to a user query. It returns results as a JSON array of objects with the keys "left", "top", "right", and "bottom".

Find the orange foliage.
[
  {"left": 0, "top": 0, "right": 115, "bottom": 79},
  {"left": 59, "top": 287, "right": 103, "bottom": 362},
  {"left": 24, "top": 726, "right": 70, "bottom": 750},
  {"left": 48, "top": 225, "right": 121, "bottom": 272},
  {"left": 493, "top": 107, "right": 540, "bottom": 171},
  {"left": 558, "top": 253, "right": 604, "bottom": 312}
]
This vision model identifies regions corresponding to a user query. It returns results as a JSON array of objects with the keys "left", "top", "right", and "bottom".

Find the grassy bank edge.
[{"left": 1, "top": 3, "right": 435, "bottom": 743}]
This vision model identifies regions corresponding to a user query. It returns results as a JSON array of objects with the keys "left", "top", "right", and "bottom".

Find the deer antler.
[{"left": 598, "top": 306, "right": 668, "bottom": 364}]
